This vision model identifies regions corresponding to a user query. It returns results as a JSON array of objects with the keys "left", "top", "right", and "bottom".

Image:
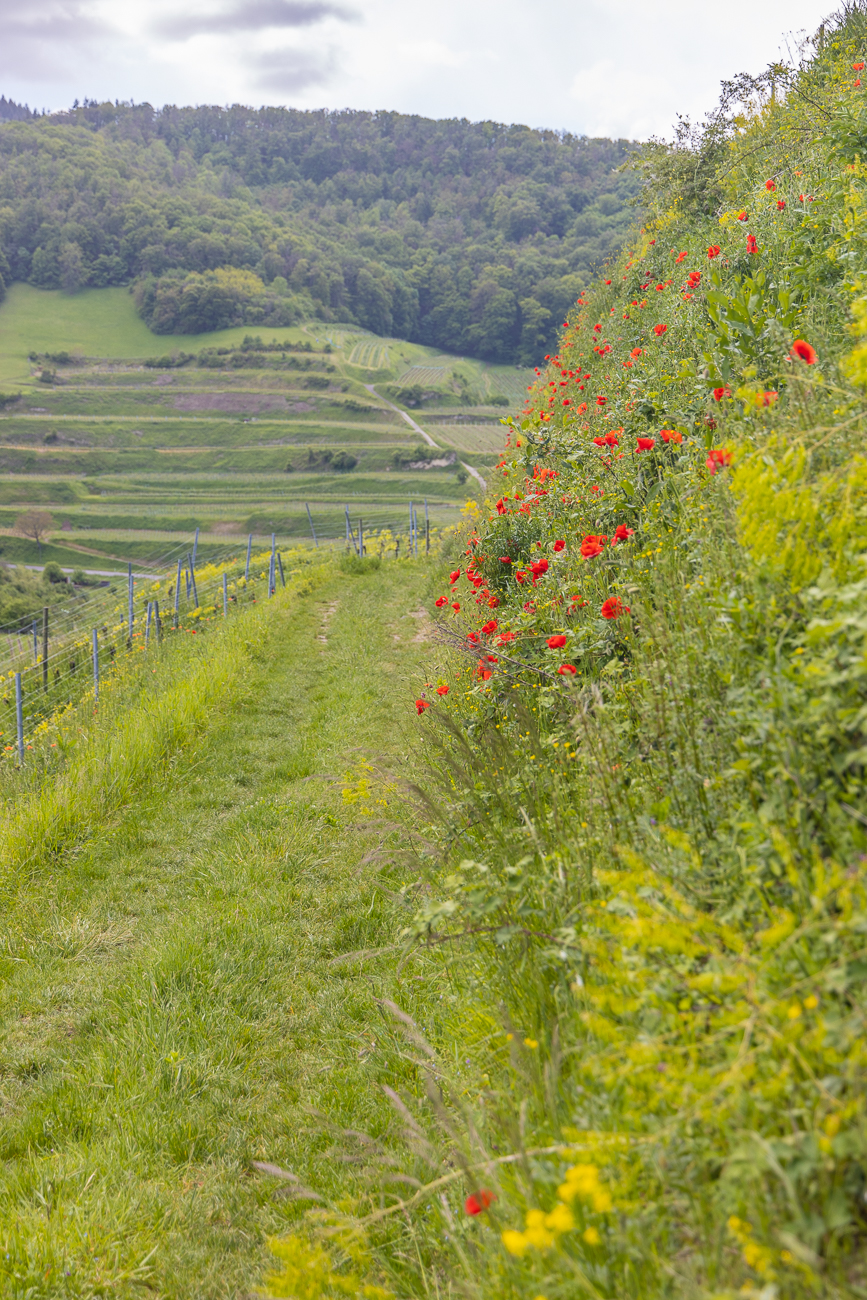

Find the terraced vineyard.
[{"left": 0, "top": 286, "right": 530, "bottom": 571}]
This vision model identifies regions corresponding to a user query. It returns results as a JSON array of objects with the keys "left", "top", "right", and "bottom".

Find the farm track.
[{"left": 0, "top": 563, "right": 437, "bottom": 1295}]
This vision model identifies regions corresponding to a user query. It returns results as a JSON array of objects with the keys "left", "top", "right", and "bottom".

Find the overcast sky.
[{"left": 0, "top": 0, "right": 833, "bottom": 139}]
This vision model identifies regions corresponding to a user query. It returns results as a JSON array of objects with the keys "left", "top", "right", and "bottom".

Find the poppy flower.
[
  {"left": 746, "top": 234, "right": 758, "bottom": 254},
  {"left": 488, "top": 596, "right": 499, "bottom": 608},
  {"left": 855, "top": 62, "right": 865, "bottom": 70},
  {"left": 452, "top": 602, "right": 460, "bottom": 611},
  {"left": 604, "top": 430, "right": 621, "bottom": 446},
  {"left": 476, "top": 661, "right": 493, "bottom": 680},
  {"left": 449, "top": 570, "right": 461, "bottom": 585},
  {"left": 436, "top": 685, "right": 449, "bottom": 696},
  {"left": 712, "top": 386, "right": 731, "bottom": 401},
  {"left": 761, "top": 390, "right": 779, "bottom": 406},
  {"left": 631, "top": 347, "right": 643, "bottom": 358},
  {"left": 515, "top": 571, "right": 526, "bottom": 584},
  {"left": 612, "top": 524, "right": 635, "bottom": 543},
  {"left": 467, "top": 632, "right": 479, "bottom": 644},
  {"left": 674, "top": 250, "right": 688, "bottom": 262},
  {"left": 765, "top": 179, "right": 776, "bottom": 191},
  {"left": 687, "top": 272, "right": 701, "bottom": 286},
  {"left": 435, "top": 596, "right": 448, "bottom": 608},
  {"left": 601, "top": 597, "right": 629, "bottom": 620},
  {"left": 596, "top": 396, "right": 607, "bottom": 406},
  {"left": 553, "top": 539, "right": 566, "bottom": 552},
  {"left": 737, "top": 211, "right": 747, "bottom": 221},
  {"left": 791, "top": 339, "right": 817, "bottom": 364},
  {"left": 777, "top": 199, "right": 786, "bottom": 210},
  {"left": 562, "top": 398, "right": 571, "bottom": 406},
  {"left": 499, "top": 556, "right": 512, "bottom": 565},
  {"left": 496, "top": 499, "right": 507, "bottom": 514},
  {"left": 581, "top": 535, "right": 606, "bottom": 558},
  {"left": 557, "top": 664, "right": 578, "bottom": 675},
  {"left": 708, "top": 245, "right": 721, "bottom": 259},
  {"left": 415, "top": 699, "right": 430, "bottom": 714},
  {"left": 660, "top": 429, "right": 682, "bottom": 444},
  {"left": 636, "top": 437, "right": 655, "bottom": 452},
  {"left": 547, "top": 634, "right": 567, "bottom": 649},
  {"left": 593, "top": 435, "right": 606, "bottom": 446},
  {"left": 482, "top": 619, "right": 498, "bottom": 634},
  {"left": 653, "top": 323, "right": 667, "bottom": 336},
  {"left": 498, "top": 631, "right": 516, "bottom": 644},
  {"left": 706, "top": 448, "right": 733, "bottom": 474},
  {"left": 465, "top": 1191, "right": 495, "bottom": 1215}
]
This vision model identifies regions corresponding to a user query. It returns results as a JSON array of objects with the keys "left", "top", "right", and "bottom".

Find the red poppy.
[
  {"left": 712, "top": 386, "right": 731, "bottom": 401},
  {"left": 562, "top": 398, "right": 571, "bottom": 406},
  {"left": 746, "top": 234, "right": 758, "bottom": 254},
  {"left": 465, "top": 1191, "right": 495, "bottom": 1215},
  {"left": 488, "top": 596, "right": 499, "bottom": 608},
  {"left": 707, "top": 245, "right": 721, "bottom": 259},
  {"left": 675, "top": 250, "right": 688, "bottom": 262},
  {"left": 777, "top": 199, "right": 786, "bottom": 210},
  {"left": 496, "top": 499, "right": 507, "bottom": 514},
  {"left": 593, "top": 435, "right": 606, "bottom": 447},
  {"left": 452, "top": 602, "right": 461, "bottom": 611},
  {"left": 855, "top": 62, "right": 865, "bottom": 70},
  {"left": 499, "top": 556, "right": 512, "bottom": 564},
  {"left": 636, "top": 437, "right": 655, "bottom": 452},
  {"left": 476, "top": 661, "right": 493, "bottom": 681},
  {"left": 557, "top": 664, "right": 578, "bottom": 675},
  {"left": 553, "top": 539, "right": 566, "bottom": 552},
  {"left": 631, "top": 347, "right": 642, "bottom": 358},
  {"left": 653, "top": 323, "right": 667, "bottom": 336},
  {"left": 547, "top": 634, "right": 567, "bottom": 649},
  {"left": 482, "top": 619, "right": 498, "bottom": 634},
  {"left": 706, "top": 448, "right": 733, "bottom": 474},
  {"left": 612, "top": 524, "right": 635, "bottom": 543},
  {"left": 737, "top": 211, "right": 747, "bottom": 221},
  {"left": 515, "top": 571, "right": 526, "bottom": 584},
  {"left": 449, "top": 570, "right": 461, "bottom": 584},
  {"left": 467, "top": 632, "right": 479, "bottom": 644},
  {"left": 660, "top": 429, "right": 682, "bottom": 444},
  {"left": 687, "top": 271, "right": 701, "bottom": 286},
  {"left": 435, "top": 596, "right": 448, "bottom": 608},
  {"left": 596, "top": 396, "right": 607, "bottom": 406},
  {"left": 765, "top": 179, "right": 776, "bottom": 191},
  {"left": 761, "top": 390, "right": 779, "bottom": 406},
  {"left": 604, "top": 429, "right": 621, "bottom": 446},
  {"left": 498, "top": 631, "right": 516, "bottom": 644},
  {"left": 601, "top": 597, "right": 629, "bottom": 620},
  {"left": 791, "top": 339, "right": 817, "bottom": 364},
  {"left": 531, "top": 557, "right": 549, "bottom": 577},
  {"left": 415, "top": 699, "right": 430, "bottom": 714},
  {"left": 436, "top": 685, "right": 449, "bottom": 696},
  {"left": 581, "top": 535, "right": 607, "bottom": 558}
]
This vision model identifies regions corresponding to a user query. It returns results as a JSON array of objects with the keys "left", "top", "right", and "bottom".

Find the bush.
[{"left": 41, "top": 562, "right": 66, "bottom": 584}]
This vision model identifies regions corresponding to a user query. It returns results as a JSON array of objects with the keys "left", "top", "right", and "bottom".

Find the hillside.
[
  {"left": 0, "top": 283, "right": 528, "bottom": 570},
  {"left": 6, "top": 10, "right": 867, "bottom": 1300},
  {"left": 0, "top": 104, "right": 638, "bottom": 365}
]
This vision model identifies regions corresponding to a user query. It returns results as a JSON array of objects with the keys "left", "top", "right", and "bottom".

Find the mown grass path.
[{"left": 0, "top": 564, "right": 436, "bottom": 1298}]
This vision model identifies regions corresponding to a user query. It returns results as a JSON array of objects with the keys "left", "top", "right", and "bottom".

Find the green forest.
[{"left": 0, "top": 101, "right": 637, "bottom": 364}]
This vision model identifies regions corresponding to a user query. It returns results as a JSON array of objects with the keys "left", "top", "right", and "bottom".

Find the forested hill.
[{"left": 0, "top": 103, "right": 638, "bottom": 363}]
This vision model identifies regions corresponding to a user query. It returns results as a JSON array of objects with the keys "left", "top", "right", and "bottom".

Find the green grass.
[{"left": 0, "top": 559, "right": 438, "bottom": 1297}]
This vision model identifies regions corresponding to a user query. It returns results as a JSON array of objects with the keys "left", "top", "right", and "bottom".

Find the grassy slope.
[{"left": 0, "top": 561, "right": 438, "bottom": 1297}]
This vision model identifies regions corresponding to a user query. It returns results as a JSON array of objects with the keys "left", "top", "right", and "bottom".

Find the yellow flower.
[
  {"left": 544, "top": 1202, "right": 574, "bottom": 1234},
  {"left": 524, "top": 1037, "right": 539, "bottom": 1049},
  {"left": 501, "top": 1230, "right": 529, "bottom": 1258},
  {"left": 583, "top": 1227, "right": 600, "bottom": 1246},
  {"left": 523, "top": 1209, "right": 555, "bottom": 1250}
]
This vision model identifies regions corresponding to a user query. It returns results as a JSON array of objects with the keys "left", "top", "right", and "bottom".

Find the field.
[{"left": 0, "top": 286, "right": 525, "bottom": 571}]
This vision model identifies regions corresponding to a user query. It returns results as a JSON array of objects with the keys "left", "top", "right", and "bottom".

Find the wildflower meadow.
[{"left": 260, "top": 11, "right": 867, "bottom": 1300}]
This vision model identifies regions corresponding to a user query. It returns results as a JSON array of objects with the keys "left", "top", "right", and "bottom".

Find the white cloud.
[{"left": 0, "top": 0, "right": 833, "bottom": 134}]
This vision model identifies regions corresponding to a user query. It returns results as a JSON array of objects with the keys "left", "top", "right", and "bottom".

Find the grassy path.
[{"left": 0, "top": 563, "right": 437, "bottom": 1298}]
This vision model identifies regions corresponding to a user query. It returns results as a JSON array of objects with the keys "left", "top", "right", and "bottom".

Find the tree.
[{"left": 16, "top": 509, "right": 53, "bottom": 557}]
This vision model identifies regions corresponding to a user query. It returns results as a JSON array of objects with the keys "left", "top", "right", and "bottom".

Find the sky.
[{"left": 0, "top": 0, "right": 834, "bottom": 140}]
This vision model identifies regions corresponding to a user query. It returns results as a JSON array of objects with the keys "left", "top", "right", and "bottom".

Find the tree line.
[{"left": 0, "top": 101, "right": 639, "bottom": 363}]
